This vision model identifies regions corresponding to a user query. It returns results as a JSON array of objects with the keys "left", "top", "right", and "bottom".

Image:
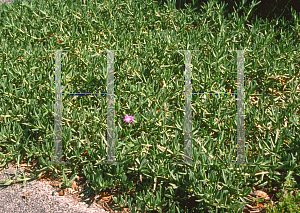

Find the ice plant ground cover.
[{"left": 0, "top": 0, "right": 300, "bottom": 212}]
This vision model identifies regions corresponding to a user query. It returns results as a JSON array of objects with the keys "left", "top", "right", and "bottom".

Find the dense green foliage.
[{"left": 0, "top": 0, "right": 299, "bottom": 212}]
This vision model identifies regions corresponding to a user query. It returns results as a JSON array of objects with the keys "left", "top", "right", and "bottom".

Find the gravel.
[{"left": 0, "top": 163, "right": 110, "bottom": 213}]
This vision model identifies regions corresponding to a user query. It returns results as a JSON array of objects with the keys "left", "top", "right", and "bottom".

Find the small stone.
[
  {"left": 52, "top": 190, "right": 58, "bottom": 196},
  {"left": 22, "top": 192, "right": 30, "bottom": 199},
  {"left": 52, "top": 189, "right": 64, "bottom": 196},
  {"left": 58, "top": 189, "right": 64, "bottom": 196}
]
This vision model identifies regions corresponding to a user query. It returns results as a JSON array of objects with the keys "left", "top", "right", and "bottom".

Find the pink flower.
[{"left": 123, "top": 115, "right": 134, "bottom": 123}]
